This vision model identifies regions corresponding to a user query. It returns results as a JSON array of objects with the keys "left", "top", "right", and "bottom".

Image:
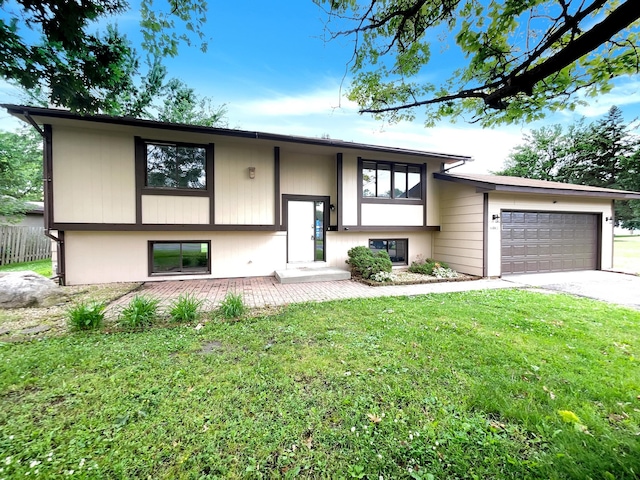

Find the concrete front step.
[{"left": 275, "top": 267, "right": 351, "bottom": 284}]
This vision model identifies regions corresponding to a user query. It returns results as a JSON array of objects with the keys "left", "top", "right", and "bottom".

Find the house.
[{"left": 4, "top": 104, "right": 640, "bottom": 285}]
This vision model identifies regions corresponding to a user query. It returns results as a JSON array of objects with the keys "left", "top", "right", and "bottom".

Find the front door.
[{"left": 287, "top": 201, "right": 315, "bottom": 263}]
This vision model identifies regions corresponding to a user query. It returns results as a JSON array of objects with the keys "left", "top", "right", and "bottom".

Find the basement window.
[
  {"left": 149, "top": 241, "right": 210, "bottom": 275},
  {"left": 369, "top": 239, "right": 408, "bottom": 265}
]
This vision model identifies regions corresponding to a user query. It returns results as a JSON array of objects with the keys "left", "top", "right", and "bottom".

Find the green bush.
[
  {"left": 119, "top": 295, "right": 160, "bottom": 329},
  {"left": 218, "top": 292, "right": 246, "bottom": 319},
  {"left": 346, "top": 246, "right": 392, "bottom": 279},
  {"left": 409, "top": 257, "right": 451, "bottom": 276},
  {"left": 169, "top": 293, "right": 204, "bottom": 323},
  {"left": 67, "top": 301, "right": 106, "bottom": 331}
]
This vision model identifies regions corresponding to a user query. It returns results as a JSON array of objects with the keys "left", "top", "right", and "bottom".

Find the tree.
[
  {"left": 0, "top": 128, "right": 42, "bottom": 222},
  {"left": 155, "top": 79, "right": 227, "bottom": 127},
  {"left": 318, "top": 0, "right": 640, "bottom": 126},
  {"left": 495, "top": 106, "right": 640, "bottom": 228},
  {"left": 0, "top": 0, "right": 208, "bottom": 114}
]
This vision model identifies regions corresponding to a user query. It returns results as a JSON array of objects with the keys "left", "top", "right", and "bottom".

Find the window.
[
  {"left": 362, "top": 160, "right": 422, "bottom": 200},
  {"left": 145, "top": 142, "right": 207, "bottom": 190},
  {"left": 369, "top": 239, "right": 408, "bottom": 265},
  {"left": 150, "top": 241, "right": 210, "bottom": 275}
]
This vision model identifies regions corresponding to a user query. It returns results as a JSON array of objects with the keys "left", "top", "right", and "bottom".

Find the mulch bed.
[{"left": 354, "top": 271, "right": 481, "bottom": 286}]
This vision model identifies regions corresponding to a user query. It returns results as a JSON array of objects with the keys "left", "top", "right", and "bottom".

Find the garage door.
[{"left": 501, "top": 211, "right": 598, "bottom": 274}]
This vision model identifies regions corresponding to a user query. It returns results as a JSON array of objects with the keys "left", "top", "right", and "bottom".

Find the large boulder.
[{"left": 0, "top": 271, "right": 64, "bottom": 308}]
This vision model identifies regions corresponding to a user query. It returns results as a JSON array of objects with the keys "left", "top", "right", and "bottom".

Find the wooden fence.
[{"left": 0, "top": 226, "right": 51, "bottom": 265}]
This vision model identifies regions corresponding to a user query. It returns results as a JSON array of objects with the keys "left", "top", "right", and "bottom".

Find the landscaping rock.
[
  {"left": 0, "top": 327, "right": 11, "bottom": 336},
  {"left": 19, "top": 325, "right": 51, "bottom": 335},
  {"left": 0, "top": 271, "right": 64, "bottom": 309}
]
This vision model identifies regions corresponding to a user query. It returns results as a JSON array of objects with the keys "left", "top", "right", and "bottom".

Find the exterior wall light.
[
  {"left": 492, "top": 214, "right": 500, "bottom": 221},
  {"left": 248, "top": 167, "right": 256, "bottom": 179}
]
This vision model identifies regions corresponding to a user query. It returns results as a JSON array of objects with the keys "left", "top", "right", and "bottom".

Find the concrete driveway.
[{"left": 503, "top": 270, "right": 640, "bottom": 310}]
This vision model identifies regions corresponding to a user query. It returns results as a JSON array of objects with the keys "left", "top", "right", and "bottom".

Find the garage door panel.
[{"left": 501, "top": 211, "right": 598, "bottom": 275}]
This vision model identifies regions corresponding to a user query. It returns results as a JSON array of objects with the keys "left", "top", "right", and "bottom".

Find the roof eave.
[
  {"left": 433, "top": 172, "right": 640, "bottom": 199},
  {"left": 3, "top": 104, "right": 471, "bottom": 163}
]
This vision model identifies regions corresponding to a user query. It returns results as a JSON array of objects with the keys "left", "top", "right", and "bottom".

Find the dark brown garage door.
[{"left": 501, "top": 211, "right": 599, "bottom": 274}]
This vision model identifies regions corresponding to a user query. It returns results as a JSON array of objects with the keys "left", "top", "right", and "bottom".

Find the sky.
[{"left": 1, "top": 0, "right": 640, "bottom": 174}]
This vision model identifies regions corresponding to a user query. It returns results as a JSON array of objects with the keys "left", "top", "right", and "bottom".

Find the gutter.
[{"left": 26, "top": 112, "right": 65, "bottom": 284}]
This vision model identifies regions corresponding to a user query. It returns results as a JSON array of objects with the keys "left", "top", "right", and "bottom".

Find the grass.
[
  {"left": 1, "top": 289, "right": 639, "bottom": 479},
  {"left": 0, "top": 258, "right": 52, "bottom": 277},
  {"left": 614, "top": 235, "right": 640, "bottom": 274}
]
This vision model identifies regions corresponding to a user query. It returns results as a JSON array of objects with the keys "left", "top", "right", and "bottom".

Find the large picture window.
[
  {"left": 362, "top": 160, "right": 422, "bottom": 200},
  {"left": 145, "top": 143, "right": 207, "bottom": 189},
  {"left": 369, "top": 239, "right": 408, "bottom": 265},
  {"left": 149, "top": 241, "right": 210, "bottom": 275}
]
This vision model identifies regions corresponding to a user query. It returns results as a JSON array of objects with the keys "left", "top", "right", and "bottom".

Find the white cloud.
[
  {"left": 225, "top": 85, "right": 528, "bottom": 174},
  {"left": 572, "top": 78, "right": 640, "bottom": 118}
]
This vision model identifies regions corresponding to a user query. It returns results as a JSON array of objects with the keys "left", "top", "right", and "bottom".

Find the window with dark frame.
[
  {"left": 150, "top": 241, "right": 210, "bottom": 275},
  {"left": 145, "top": 142, "right": 207, "bottom": 190},
  {"left": 369, "top": 239, "right": 408, "bottom": 265},
  {"left": 362, "top": 161, "right": 422, "bottom": 200}
]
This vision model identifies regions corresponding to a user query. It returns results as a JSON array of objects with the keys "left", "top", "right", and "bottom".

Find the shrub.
[
  {"left": 409, "top": 256, "right": 451, "bottom": 276},
  {"left": 169, "top": 293, "right": 204, "bottom": 323},
  {"left": 119, "top": 295, "right": 160, "bottom": 328},
  {"left": 218, "top": 292, "right": 246, "bottom": 319},
  {"left": 67, "top": 301, "right": 106, "bottom": 331},
  {"left": 346, "top": 246, "right": 392, "bottom": 279}
]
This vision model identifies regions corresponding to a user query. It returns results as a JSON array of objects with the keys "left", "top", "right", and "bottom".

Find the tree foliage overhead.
[
  {"left": 0, "top": 0, "right": 208, "bottom": 115},
  {"left": 318, "top": 0, "right": 640, "bottom": 126},
  {"left": 496, "top": 106, "right": 640, "bottom": 229}
]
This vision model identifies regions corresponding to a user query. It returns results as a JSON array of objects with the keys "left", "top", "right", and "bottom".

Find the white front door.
[{"left": 287, "top": 201, "right": 315, "bottom": 263}]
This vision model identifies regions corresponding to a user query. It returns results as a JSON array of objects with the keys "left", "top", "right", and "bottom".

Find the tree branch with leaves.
[{"left": 318, "top": 0, "right": 640, "bottom": 126}]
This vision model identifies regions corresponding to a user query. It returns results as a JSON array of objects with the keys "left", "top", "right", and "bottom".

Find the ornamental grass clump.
[
  {"left": 346, "top": 246, "right": 392, "bottom": 279},
  {"left": 119, "top": 295, "right": 160, "bottom": 329},
  {"left": 169, "top": 293, "right": 204, "bottom": 323},
  {"left": 67, "top": 301, "right": 106, "bottom": 331},
  {"left": 218, "top": 292, "right": 246, "bottom": 319}
]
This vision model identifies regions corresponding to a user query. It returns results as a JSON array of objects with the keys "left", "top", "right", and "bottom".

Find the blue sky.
[{"left": 1, "top": 0, "right": 639, "bottom": 173}]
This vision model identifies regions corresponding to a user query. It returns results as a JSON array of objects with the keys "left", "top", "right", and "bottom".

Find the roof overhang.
[
  {"left": 434, "top": 172, "right": 640, "bottom": 200},
  {"left": 3, "top": 104, "right": 472, "bottom": 164}
]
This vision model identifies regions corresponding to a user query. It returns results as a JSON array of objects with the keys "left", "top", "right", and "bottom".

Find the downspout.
[{"left": 25, "top": 112, "right": 65, "bottom": 285}]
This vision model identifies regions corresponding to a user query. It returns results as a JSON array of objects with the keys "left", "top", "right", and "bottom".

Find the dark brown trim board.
[
  {"left": 209, "top": 143, "right": 215, "bottom": 225},
  {"left": 274, "top": 147, "right": 281, "bottom": 229},
  {"left": 337, "top": 153, "right": 343, "bottom": 231},
  {"left": 357, "top": 156, "right": 362, "bottom": 227},
  {"left": 597, "top": 213, "right": 603, "bottom": 271},
  {"left": 340, "top": 226, "right": 440, "bottom": 232},
  {"left": 422, "top": 162, "right": 428, "bottom": 227},
  {"left": 483, "top": 192, "right": 489, "bottom": 277},
  {"left": 51, "top": 223, "right": 279, "bottom": 232}
]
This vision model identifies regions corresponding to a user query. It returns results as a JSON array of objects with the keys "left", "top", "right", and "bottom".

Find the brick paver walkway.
[{"left": 110, "top": 276, "right": 513, "bottom": 312}]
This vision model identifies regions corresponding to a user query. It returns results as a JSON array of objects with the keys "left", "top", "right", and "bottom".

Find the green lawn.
[
  {"left": 614, "top": 235, "right": 640, "bottom": 274},
  {"left": 1, "top": 290, "right": 639, "bottom": 479},
  {"left": 0, "top": 258, "right": 52, "bottom": 277}
]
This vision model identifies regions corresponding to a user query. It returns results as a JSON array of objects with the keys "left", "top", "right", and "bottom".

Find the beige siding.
[
  {"left": 280, "top": 151, "right": 337, "bottom": 226},
  {"left": 64, "top": 231, "right": 287, "bottom": 285},
  {"left": 341, "top": 154, "right": 359, "bottom": 226},
  {"left": 434, "top": 183, "right": 484, "bottom": 276},
  {"left": 141, "top": 196, "right": 209, "bottom": 224},
  {"left": 487, "top": 193, "right": 614, "bottom": 276},
  {"left": 326, "top": 231, "right": 433, "bottom": 270},
  {"left": 361, "top": 204, "right": 424, "bottom": 226},
  {"left": 52, "top": 126, "right": 135, "bottom": 223},
  {"left": 215, "top": 143, "right": 275, "bottom": 225}
]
